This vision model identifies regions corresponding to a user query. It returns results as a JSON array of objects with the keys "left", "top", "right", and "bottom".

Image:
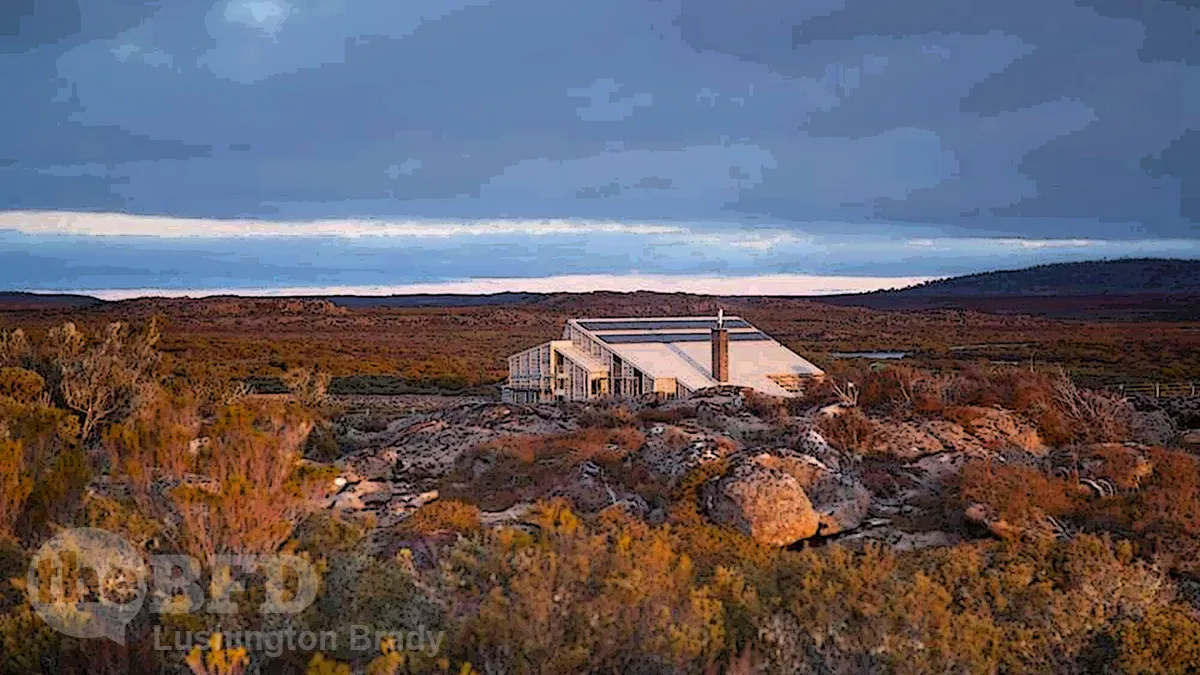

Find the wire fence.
[{"left": 1104, "top": 381, "right": 1198, "bottom": 398}]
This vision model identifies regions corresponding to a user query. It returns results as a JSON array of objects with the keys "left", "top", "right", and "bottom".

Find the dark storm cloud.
[{"left": 1, "top": 0, "right": 1197, "bottom": 238}]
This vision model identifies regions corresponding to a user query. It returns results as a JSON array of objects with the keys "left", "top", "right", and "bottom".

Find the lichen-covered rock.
[
  {"left": 703, "top": 454, "right": 820, "bottom": 546},
  {"left": 1131, "top": 409, "right": 1178, "bottom": 447},
  {"left": 639, "top": 425, "right": 738, "bottom": 484},
  {"left": 755, "top": 451, "right": 872, "bottom": 536}
]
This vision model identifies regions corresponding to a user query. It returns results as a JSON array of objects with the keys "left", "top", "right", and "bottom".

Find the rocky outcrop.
[
  {"left": 340, "top": 401, "right": 578, "bottom": 480},
  {"left": 870, "top": 407, "right": 1046, "bottom": 460},
  {"left": 754, "top": 452, "right": 872, "bottom": 537},
  {"left": 639, "top": 424, "right": 738, "bottom": 484},
  {"left": 549, "top": 461, "right": 649, "bottom": 517}
]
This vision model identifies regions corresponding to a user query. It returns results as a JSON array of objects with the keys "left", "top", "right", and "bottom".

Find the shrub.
[
  {"left": 282, "top": 366, "right": 331, "bottom": 407},
  {"left": 446, "top": 427, "right": 647, "bottom": 511},
  {"left": 401, "top": 500, "right": 482, "bottom": 536},
  {"left": 766, "top": 536, "right": 1170, "bottom": 674},
  {"left": 50, "top": 320, "right": 163, "bottom": 441},
  {"left": 577, "top": 404, "right": 637, "bottom": 429},
  {"left": 102, "top": 389, "right": 201, "bottom": 497},
  {"left": 290, "top": 511, "right": 370, "bottom": 558},
  {"left": 171, "top": 401, "right": 335, "bottom": 558},
  {"left": 437, "top": 501, "right": 727, "bottom": 673},
  {"left": 952, "top": 460, "right": 1079, "bottom": 537},
  {"left": 637, "top": 407, "right": 696, "bottom": 424},
  {"left": 1092, "top": 606, "right": 1200, "bottom": 675},
  {"left": 0, "top": 367, "right": 44, "bottom": 404},
  {"left": 816, "top": 408, "right": 877, "bottom": 454},
  {"left": 0, "top": 428, "right": 29, "bottom": 538},
  {"left": 743, "top": 391, "right": 786, "bottom": 423},
  {"left": 0, "top": 398, "right": 89, "bottom": 536}
]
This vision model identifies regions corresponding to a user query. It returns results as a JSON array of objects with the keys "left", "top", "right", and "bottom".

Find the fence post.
[{"left": 1155, "top": 382, "right": 1161, "bottom": 398}]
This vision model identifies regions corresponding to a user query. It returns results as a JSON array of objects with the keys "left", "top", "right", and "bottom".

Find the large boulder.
[
  {"left": 702, "top": 451, "right": 872, "bottom": 545},
  {"left": 703, "top": 454, "right": 820, "bottom": 546},
  {"left": 755, "top": 453, "right": 872, "bottom": 537},
  {"left": 1131, "top": 409, "right": 1178, "bottom": 447}
]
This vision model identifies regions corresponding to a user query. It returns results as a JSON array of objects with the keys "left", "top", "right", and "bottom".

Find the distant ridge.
[
  {"left": 880, "top": 258, "right": 1200, "bottom": 297},
  {"left": 0, "top": 291, "right": 106, "bottom": 310},
  {"left": 810, "top": 258, "right": 1200, "bottom": 320},
  {"left": 316, "top": 292, "right": 544, "bottom": 308}
]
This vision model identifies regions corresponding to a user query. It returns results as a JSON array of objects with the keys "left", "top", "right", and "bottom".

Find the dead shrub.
[
  {"left": 0, "top": 328, "right": 31, "bottom": 368},
  {"left": 1052, "top": 374, "right": 1133, "bottom": 444},
  {"left": 49, "top": 320, "right": 163, "bottom": 441}
]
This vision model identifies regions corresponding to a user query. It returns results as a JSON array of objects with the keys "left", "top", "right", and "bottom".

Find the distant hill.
[
  {"left": 0, "top": 292, "right": 106, "bottom": 311},
  {"left": 811, "top": 258, "right": 1200, "bottom": 320},
  {"left": 885, "top": 258, "right": 1200, "bottom": 297}
]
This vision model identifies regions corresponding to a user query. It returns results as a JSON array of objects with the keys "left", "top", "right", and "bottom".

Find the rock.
[
  {"left": 331, "top": 492, "right": 366, "bottom": 511},
  {"left": 550, "top": 462, "right": 645, "bottom": 515},
  {"left": 1131, "top": 409, "right": 1178, "bottom": 447},
  {"left": 755, "top": 452, "right": 872, "bottom": 536},
  {"left": 640, "top": 425, "right": 737, "bottom": 484},
  {"left": 702, "top": 454, "right": 820, "bottom": 546},
  {"left": 963, "top": 502, "right": 1020, "bottom": 539},
  {"left": 479, "top": 502, "right": 535, "bottom": 527},
  {"left": 1181, "top": 429, "right": 1200, "bottom": 450},
  {"left": 871, "top": 407, "right": 1045, "bottom": 461}
]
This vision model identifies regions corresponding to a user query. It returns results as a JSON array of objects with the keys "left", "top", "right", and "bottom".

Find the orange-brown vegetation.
[
  {"left": 4, "top": 291, "right": 1199, "bottom": 392},
  {"left": 445, "top": 427, "right": 646, "bottom": 510},
  {"left": 2, "top": 301, "right": 1200, "bottom": 673},
  {"left": 819, "top": 361, "right": 1133, "bottom": 448},
  {"left": 815, "top": 407, "right": 877, "bottom": 453},
  {"left": 952, "top": 446, "right": 1200, "bottom": 580}
]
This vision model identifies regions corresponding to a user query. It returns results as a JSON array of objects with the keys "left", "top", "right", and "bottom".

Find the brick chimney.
[{"left": 711, "top": 313, "right": 729, "bottom": 383}]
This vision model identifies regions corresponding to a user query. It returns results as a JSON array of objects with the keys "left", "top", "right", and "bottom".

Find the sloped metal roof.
[{"left": 568, "top": 316, "right": 823, "bottom": 396}]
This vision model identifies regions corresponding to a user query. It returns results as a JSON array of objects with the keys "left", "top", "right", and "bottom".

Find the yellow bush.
[{"left": 402, "top": 500, "right": 481, "bottom": 536}]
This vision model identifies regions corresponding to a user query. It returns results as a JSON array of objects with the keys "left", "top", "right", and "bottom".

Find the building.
[{"left": 502, "top": 313, "right": 825, "bottom": 403}]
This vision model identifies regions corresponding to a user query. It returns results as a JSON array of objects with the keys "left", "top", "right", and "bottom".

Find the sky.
[{"left": 1, "top": 0, "right": 1197, "bottom": 295}]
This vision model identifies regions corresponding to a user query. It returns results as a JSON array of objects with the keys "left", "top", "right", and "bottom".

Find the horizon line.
[{"left": 10, "top": 272, "right": 940, "bottom": 301}]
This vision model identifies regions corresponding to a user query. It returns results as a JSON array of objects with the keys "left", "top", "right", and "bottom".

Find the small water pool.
[{"left": 829, "top": 351, "right": 909, "bottom": 360}]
